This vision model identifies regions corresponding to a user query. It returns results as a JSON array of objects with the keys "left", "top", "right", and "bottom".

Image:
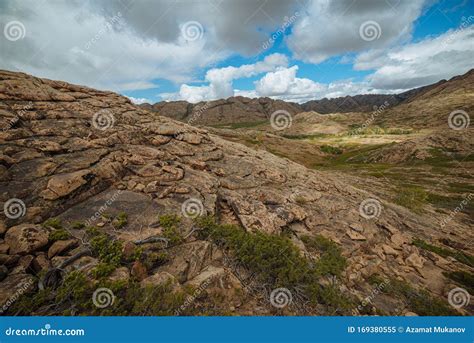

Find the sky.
[{"left": 0, "top": 0, "right": 473, "bottom": 104}]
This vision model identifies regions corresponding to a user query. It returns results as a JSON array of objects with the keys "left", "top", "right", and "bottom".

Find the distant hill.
[
  {"left": 141, "top": 69, "right": 473, "bottom": 126},
  {"left": 140, "top": 96, "right": 302, "bottom": 126}
]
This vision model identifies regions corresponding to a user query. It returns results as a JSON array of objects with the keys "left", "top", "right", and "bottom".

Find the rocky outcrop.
[{"left": 0, "top": 70, "right": 471, "bottom": 316}]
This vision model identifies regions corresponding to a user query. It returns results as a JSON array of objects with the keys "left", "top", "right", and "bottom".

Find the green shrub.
[
  {"left": 112, "top": 212, "right": 128, "bottom": 229},
  {"left": 368, "top": 274, "right": 458, "bottom": 316},
  {"left": 86, "top": 227, "right": 123, "bottom": 267},
  {"left": 92, "top": 263, "right": 117, "bottom": 278},
  {"left": 159, "top": 214, "right": 183, "bottom": 245},
  {"left": 48, "top": 229, "right": 71, "bottom": 242},
  {"left": 195, "top": 216, "right": 352, "bottom": 312},
  {"left": 144, "top": 251, "right": 169, "bottom": 270},
  {"left": 413, "top": 238, "right": 474, "bottom": 267},
  {"left": 9, "top": 270, "right": 221, "bottom": 316},
  {"left": 443, "top": 271, "right": 474, "bottom": 293},
  {"left": 71, "top": 221, "right": 85, "bottom": 230},
  {"left": 43, "top": 218, "right": 62, "bottom": 230},
  {"left": 301, "top": 235, "right": 347, "bottom": 277}
]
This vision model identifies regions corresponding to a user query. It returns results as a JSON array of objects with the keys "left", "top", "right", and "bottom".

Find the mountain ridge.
[{"left": 142, "top": 69, "right": 473, "bottom": 125}]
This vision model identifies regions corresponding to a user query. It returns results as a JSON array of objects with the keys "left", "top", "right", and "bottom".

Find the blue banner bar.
[{"left": 1, "top": 316, "right": 472, "bottom": 343}]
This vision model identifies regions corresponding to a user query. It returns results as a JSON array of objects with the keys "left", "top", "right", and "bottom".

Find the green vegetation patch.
[
  {"left": 394, "top": 185, "right": 428, "bottom": 213},
  {"left": 212, "top": 120, "right": 267, "bottom": 129},
  {"left": 348, "top": 126, "right": 414, "bottom": 136},
  {"left": 159, "top": 214, "right": 183, "bottom": 246},
  {"left": 444, "top": 271, "right": 474, "bottom": 294},
  {"left": 368, "top": 274, "right": 458, "bottom": 316},
  {"left": 86, "top": 226, "right": 124, "bottom": 277},
  {"left": 195, "top": 216, "right": 352, "bottom": 312},
  {"left": 9, "top": 270, "right": 221, "bottom": 316},
  {"left": 281, "top": 133, "right": 330, "bottom": 140},
  {"left": 112, "top": 211, "right": 128, "bottom": 229},
  {"left": 44, "top": 218, "right": 71, "bottom": 242},
  {"left": 413, "top": 238, "right": 474, "bottom": 267},
  {"left": 301, "top": 235, "right": 347, "bottom": 277},
  {"left": 48, "top": 229, "right": 71, "bottom": 242},
  {"left": 320, "top": 145, "right": 343, "bottom": 155}
]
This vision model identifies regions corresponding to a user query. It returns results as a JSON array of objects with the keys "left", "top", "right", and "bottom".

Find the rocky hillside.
[
  {"left": 302, "top": 94, "right": 403, "bottom": 114},
  {"left": 0, "top": 70, "right": 472, "bottom": 316},
  {"left": 374, "top": 69, "right": 474, "bottom": 129},
  {"left": 142, "top": 96, "right": 301, "bottom": 126}
]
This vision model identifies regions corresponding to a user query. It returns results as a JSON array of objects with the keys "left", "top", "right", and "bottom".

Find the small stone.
[
  {"left": 108, "top": 267, "right": 130, "bottom": 282},
  {"left": 405, "top": 252, "right": 425, "bottom": 269},
  {"left": 382, "top": 244, "right": 399, "bottom": 256},
  {"left": 134, "top": 183, "right": 145, "bottom": 191},
  {"left": 191, "top": 161, "right": 207, "bottom": 170},
  {"left": 391, "top": 233, "right": 409, "bottom": 248},
  {"left": 346, "top": 230, "right": 366, "bottom": 241},
  {"left": 47, "top": 239, "right": 78, "bottom": 259},
  {"left": 32, "top": 254, "right": 51, "bottom": 273},
  {"left": 349, "top": 223, "right": 364, "bottom": 233},
  {"left": 404, "top": 311, "right": 418, "bottom": 316},
  {"left": 122, "top": 241, "right": 137, "bottom": 261}
]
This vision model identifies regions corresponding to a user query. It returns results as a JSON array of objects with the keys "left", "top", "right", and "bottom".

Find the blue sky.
[{"left": 1, "top": 0, "right": 473, "bottom": 104}]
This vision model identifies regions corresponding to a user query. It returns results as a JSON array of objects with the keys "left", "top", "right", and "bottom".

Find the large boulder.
[
  {"left": 4, "top": 224, "right": 49, "bottom": 255},
  {"left": 40, "top": 169, "right": 92, "bottom": 200}
]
